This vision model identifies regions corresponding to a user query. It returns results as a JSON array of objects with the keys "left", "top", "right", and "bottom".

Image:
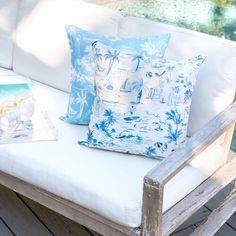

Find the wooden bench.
[{"left": 0, "top": 0, "right": 235, "bottom": 235}]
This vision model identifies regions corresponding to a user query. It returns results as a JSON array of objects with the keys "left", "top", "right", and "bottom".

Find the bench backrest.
[
  {"left": 118, "top": 16, "right": 236, "bottom": 135},
  {"left": 0, "top": 0, "right": 18, "bottom": 69},
  {"left": 4, "top": 0, "right": 236, "bottom": 135}
]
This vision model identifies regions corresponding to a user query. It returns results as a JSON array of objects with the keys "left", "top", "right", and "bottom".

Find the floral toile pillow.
[
  {"left": 79, "top": 40, "right": 205, "bottom": 158},
  {"left": 60, "top": 25, "right": 170, "bottom": 124}
]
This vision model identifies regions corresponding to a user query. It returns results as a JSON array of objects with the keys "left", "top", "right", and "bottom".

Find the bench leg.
[{"left": 141, "top": 183, "right": 163, "bottom": 236}]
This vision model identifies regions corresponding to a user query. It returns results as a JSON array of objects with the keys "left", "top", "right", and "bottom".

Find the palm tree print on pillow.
[
  {"left": 62, "top": 25, "right": 170, "bottom": 125},
  {"left": 132, "top": 55, "right": 144, "bottom": 71},
  {"left": 79, "top": 54, "right": 205, "bottom": 159},
  {"left": 104, "top": 50, "right": 120, "bottom": 75}
]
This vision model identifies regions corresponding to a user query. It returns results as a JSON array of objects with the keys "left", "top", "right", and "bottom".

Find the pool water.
[
  {"left": 85, "top": 0, "right": 236, "bottom": 151},
  {"left": 86, "top": 0, "right": 236, "bottom": 40}
]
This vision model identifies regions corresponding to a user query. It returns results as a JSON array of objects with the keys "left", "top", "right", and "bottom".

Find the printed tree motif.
[
  {"left": 104, "top": 109, "right": 116, "bottom": 125},
  {"left": 74, "top": 90, "right": 88, "bottom": 118},
  {"left": 166, "top": 109, "right": 183, "bottom": 125},
  {"left": 184, "top": 89, "right": 193, "bottom": 103},
  {"left": 105, "top": 50, "right": 120, "bottom": 75},
  {"left": 78, "top": 129, "right": 96, "bottom": 146},
  {"left": 165, "top": 109, "right": 183, "bottom": 144},
  {"left": 87, "top": 129, "right": 96, "bottom": 144},
  {"left": 95, "top": 120, "right": 112, "bottom": 138},
  {"left": 92, "top": 41, "right": 104, "bottom": 72},
  {"left": 95, "top": 109, "right": 116, "bottom": 138},
  {"left": 145, "top": 146, "right": 157, "bottom": 157},
  {"left": 131, "top": 78, "right": 144, "bottom": 103},
  {"left": 132, "top": 55, "right": 144, "bottom": 71}
]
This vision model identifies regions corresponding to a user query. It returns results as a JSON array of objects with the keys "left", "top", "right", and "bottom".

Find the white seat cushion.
[
  {"left": 0, "top": 69, "right": 226, "bottom": 228},
  {"left": 0, "top": 0, "right": 19, "bottom": 68},
  {"left": 0, "top": 67, "right": 16, "bottom": 76}
]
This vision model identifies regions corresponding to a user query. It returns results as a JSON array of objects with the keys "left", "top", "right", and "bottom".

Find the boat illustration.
[{"left": 119, "top": 79, "right": 132, "bottom": 93}]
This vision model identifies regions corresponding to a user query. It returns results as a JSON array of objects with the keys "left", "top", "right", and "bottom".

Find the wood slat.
[
  {"left": 191, "top": 190, "right": 236, "bottom": 236},
  {"left": 193, "top": 208, "right": 236, "bottom": 236},
  {"left": 0, "top": 219, "right": 13, "bottom": 236},
  {"left": 171, "top": 225, "right": 196, "bottom": 236},
  {"left": 174, "top": 207, "right": 210, "bottom": 232},
  {"left": 215, "top": 224, "right": 236, "bottom": 236},
  {"left": 205, "top": 181, "right": 236, "bottom": 229},
  {"left": 145, "top": 101, "right": 236, "bottom": 186},
  {"left": 0, "top": 185, "right": 52, "bottom": 236},
  {"left": 173, "top": 182, "right": 236, "bottom": 235},
  {"left": 20, "top": 195, "right": 95, "bottom": 236},
  {"left": 161, "top": 157, "right": 236, "bottom": 236},
  {"left": 226, "top": 213, "right": 236, "bottom": 230}
]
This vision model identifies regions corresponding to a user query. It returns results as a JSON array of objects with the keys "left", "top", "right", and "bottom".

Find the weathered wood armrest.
[{"left": 141, "top": 101, "right": 236, "bottom": 236}]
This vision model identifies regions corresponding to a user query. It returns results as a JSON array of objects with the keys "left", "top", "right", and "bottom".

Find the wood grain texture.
[
  {"left": 20, "top": 195, "right": 94, "bottom": 236},
  {"left": 161, "top": 157, "right": 236, "bottom": 236},
  {"left": 145, "top": 101, "right": 236, "bottom": 186},
  {"left": 141, "top": 183, "right": 163, "bottom": 236},
  {"left": 0, "top": 185, "right": 52, "bottom": 236},
  {"left": 190, "top": 190, "right": 236, "bottom": 236},
  {"left": 205, "top": 181, "right": 236, "bottom": 230},
  {"left": 0, "top": 171, "right": 140, "bottom": 236},
  {"left": 171, "top": 180, "right": 235, "bottom": 233},
  {"left": 221, "top": 124, "right": 235, "bottom": 164},
  {"left": 215, "top": 225, "right": 236, "bottom": 236},
  {"left": 171, "top": 225, "right": 196, "bottom": 236},
  {"left": 174, "top": 207, "right": 210, "bottom": 232}
]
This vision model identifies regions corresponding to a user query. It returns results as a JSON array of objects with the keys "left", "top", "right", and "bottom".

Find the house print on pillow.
[
  {"left": 79, "top": 40, "right": 205, "bottom": 159},
  {"left": 60, "top": 25, "right": 170, "bottom": 124}
]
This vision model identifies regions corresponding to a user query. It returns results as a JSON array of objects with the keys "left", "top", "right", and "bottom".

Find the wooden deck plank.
[
  {"left": 162, "top": 158, "right": 236, "bottom": 236},
  {"left": 20, "top": 195, "right": 95, "bottom": 236},
  {"left": 205, "top": 182, "right": 236, "bottom": 230},
  {"left": 191, "top": 190, "right": 236, "bottom": 236},
  {"left": 174, "top": 207, "right": 210, "bottom": 232},
  {"left": 171, "top": 226, "right": 196, "bottom": 235},
  {"left": 227, "top": 213, "right": 236, "bottom": 230},
  {"left": 0, "top": 219, "right": 13, "bottom": 236},
  {"left": 173, "top": 182, "right": 236, "bottom": 235},
  {"left": 0, "top": 185, "right": 52, "bottom": 236},
  {"left": 216, "top": 224, "right": 236, "bottom": 236}
]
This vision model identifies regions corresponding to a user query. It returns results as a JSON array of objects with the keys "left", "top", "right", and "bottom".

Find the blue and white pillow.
[
  {"left": 60, "top": 25, "right": 170, "bottom": 124},
  {"left": 79, "top": 40, "right": 205, "bottom": 158}
]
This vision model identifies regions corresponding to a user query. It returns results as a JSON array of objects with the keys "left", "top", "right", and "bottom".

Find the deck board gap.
[
  {"left": 14, "top": 192, "right": 55, "bottom": 236},
  {"left": 0, "top": 216, "right": 16, "bottom": 236},
  {"left": 204, "top": 203, "right": 236, "bottom": 231},
  {"left": 81, "top": 225, "right": 97, "bottom": 236}
]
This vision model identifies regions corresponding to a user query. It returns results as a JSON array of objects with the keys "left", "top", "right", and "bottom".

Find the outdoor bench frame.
[{"left": 0, "top": 99, "right": 235, "bottom": 236}]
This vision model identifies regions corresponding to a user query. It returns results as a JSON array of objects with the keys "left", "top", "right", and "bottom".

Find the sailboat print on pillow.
[
  {"left": 79, "top": 39, "right": 205, "bottom": 159},
  {"left": 61, "top": 25, "right": 170, "bottom": 124}
]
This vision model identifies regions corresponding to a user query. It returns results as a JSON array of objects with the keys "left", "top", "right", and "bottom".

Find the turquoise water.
[
  {"left": 85, "top": 0, "right": 236, "bottom": 151},
  {"left": 86, "top": 0, "right": 236, "bottom": 40},
  {"left": 0, "top": 84, "right": 30, "bottom": 97}
]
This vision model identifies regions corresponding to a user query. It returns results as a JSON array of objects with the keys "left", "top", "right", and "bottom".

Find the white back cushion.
[
  {"left": 13, "top": 0, "right": 122, "bottom": 92},
  {"left": 13, "top": 1, "right": 236, "bottom": 135},
  {"left": 118, "top": 16, "right": 236, "bottom": 135},
  {"left": 0, "top": 0, "right": 18, "bottom": 68}
]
